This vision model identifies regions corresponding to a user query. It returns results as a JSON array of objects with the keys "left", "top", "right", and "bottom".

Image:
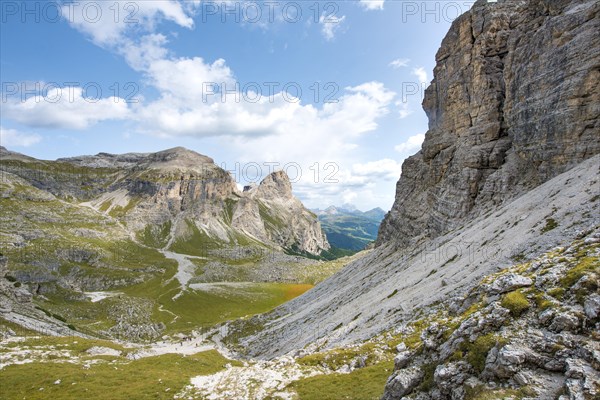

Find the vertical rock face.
[
  {"left": 378, "top": 0, "right": 600, "bottom": 247},
  {"left": 236, "top": 171, "right": 330, "bottom": 255}
]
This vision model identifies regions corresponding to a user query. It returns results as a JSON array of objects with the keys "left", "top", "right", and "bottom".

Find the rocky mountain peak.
[
  {"left": 138, "top": 147, "right": 215, "bottom": 175},
  {"left": 255, "top": 170, "right": 293, "bottom": 200},
  {"left": 324, "top": 206, "right": 338, "bottom": 215},
  {"left": 56, "top": 147, "right": 215, "bottom": 172}
]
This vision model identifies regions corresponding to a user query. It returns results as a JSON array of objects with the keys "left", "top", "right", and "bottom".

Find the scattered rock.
[
  {"left": 86, "top": 346, "right": 122, "bottom": 357},
  {"left": 434, "top": 361, "right": 471, "bottom": 393},
  {"left": 382, "top": 367, "right": 424, "bottom": 400},
  {"left": 583, "top": 294, "right": 600, "bottom": 320},
  {"left": 549, "top": 313, "right": 580, "bottom": 333},
  {"left": 484, "top": 344, "right": 528, "bottom": 379},
  {"left": 487, "top": 274, "right": 533, "bottom": 295},
  {"left": 394, "top": 349, "right": 412, "bottom": 370}
]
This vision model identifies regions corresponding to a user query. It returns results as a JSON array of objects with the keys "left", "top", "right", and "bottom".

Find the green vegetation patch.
[
  {"left": 0, "top": 350, "right": 238, "bottom": 400},
  {"left": 126, "top": 281, "right": 313, "bottom": 335},
  {"left": 560, "top": 255, "right": 599, "bottom": 289},
  {"left": 169, "top": 220, "right": 223, "bottom": 256},
  {"left": 540, "top": 218, "right": 558, "bottom": 233},
  {"left": 460, "top": 333, "right": 507, "bottom": 373},
  {"left": 258, "top": 202, "right": 286, "bottom": 231},
  {"left": 2, "top": 336, "right": 127, "bottom": 354},
  {"left": 137, "top": 221, "right": 172, "bottom": 248},
  {"left": 288, "top": 360, "right": 393, "bottom": 400},
  {"left": 298, "top": 343, "right": 379, "bottom": 371},
  {"left": 501, "top": 291, "right": 530, "bottom": 318},
  {"left": 533, "top": 292, "right": 554, "bottom": 311}
]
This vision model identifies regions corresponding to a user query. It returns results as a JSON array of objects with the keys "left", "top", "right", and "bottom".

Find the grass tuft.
[{"left": 501, "top": 291, "right": 530, "bottom": 318}]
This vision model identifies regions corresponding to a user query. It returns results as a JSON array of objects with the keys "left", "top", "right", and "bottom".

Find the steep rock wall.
[{"left": 378, "top": 0, "right": 599, "bottom": 247}]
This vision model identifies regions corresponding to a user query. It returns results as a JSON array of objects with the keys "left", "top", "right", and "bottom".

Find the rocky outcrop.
[
  {"left": 380, "top": 233, "right": 600, "bottom": 400},
  {"left": 378, "top": 0, "right": 600, "bottom": 247},
  {"left": 383, "top": 367, "right": 423, "bottom": 399},
  {"left": 238, "top": 171, "right": 330, "bottom": 255},
  {"left": 116, "top": 158, "right": 329, "bottom": 255}
]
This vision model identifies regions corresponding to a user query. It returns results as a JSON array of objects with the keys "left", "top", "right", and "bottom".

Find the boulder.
[
  {"left": 434, "top": 361, "right": 471, "bottom": 393},
  {"left": 484, "top": 344, "right": 528, "bottom": 379},
  {"left": 549, "top": 313, "right": 580, "bottom": 333},
  {"left": 583, "top": 294, "right": 600, "bottom": 320},
  {"left": 487, "top": 274, "right": 533, "bottom": 295},
  {"left": 382, "top": 367, "right": 424, "bottom": 400}
]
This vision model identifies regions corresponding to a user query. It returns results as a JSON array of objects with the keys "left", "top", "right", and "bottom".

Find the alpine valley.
[{"left": 1, "top": 1, "right": 599, "bottom": 399}]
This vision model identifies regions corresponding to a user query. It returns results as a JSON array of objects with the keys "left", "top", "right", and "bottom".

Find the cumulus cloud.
[
  {"left": 288, "top": 157, "right": 401, "bottom": 209},
  {"left": 0, "top": 127, "right": 42, "bottom": 147},
  {"left": 413, "top": 67, "right": 429, "bottom": 86},
  {"left": 4, "top": 87, "right": 130, "bottom": 130},
  {"left": 394, "top": 133, "right": 425, "bottom": 154},
  {"left": 319, "top": 13, "right": 346, "bottom": 41},
  {"left": 62, "top": 0, "right": 196, "bottom": 47},
  {"left": 359, "top": 0, "right": 385, "bottom": 10},
  {"left": 146, "top": 57, "right": 234, "bottom": 99},
  {"left": 122, "top": 34, "right": 171, "bottom": 71},
  {"left": 352, "top": 158, "right": 402, "bottom": 180},
  {"left": 396, "top": 101, "right": 413, "bottom": 119},
  {"left": 389, "top": 58, "right": 410, "bottom": 68}
]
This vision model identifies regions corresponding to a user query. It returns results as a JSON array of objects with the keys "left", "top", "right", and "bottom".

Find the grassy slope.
[
  {"left": 0, "top": 164, "right": 349, "bottom": 342},
  {"left": 125, "top": 277, "right": 314, "bottom": 333},
  {"left": 0, "top": 348, "right": 239, "bottom": 400},
  {"left": 289, "top": 361, "right": 393, "bottom": 400}
]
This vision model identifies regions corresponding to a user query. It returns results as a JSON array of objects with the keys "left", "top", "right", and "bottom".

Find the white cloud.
[
  {"left": 0, "top": 127, "right": 42, "bottom": 147},
  {"left": 389, "top": 58, "right": 410, "bottom": 68},
  {"left": 396, "top": 101, "right": 413, "bottom": 119},
  {"left": 62, "top": 1, "right": 196, "bottom": 47},
  {"left": 122, "top": 34, "right": 170, "bottom": 71},
  {"left": 352, "top": 158, "right": 402, "bottom": 181},
  {"left": 5, "top": 87, "right": 130, "bottom": 130},
  {"left": 319, "top": 13, "right": 346, "bottom": 41},
  {"left": 146, "top": 57, "right": 234, "bottom": 99},
  {"left": 208, "top": 81, "right": 397, "bottom": 210},
  {"left": 342, "top": 190, "right": 358, "bottom": 204},
  {"left": 133, "top": 43, "right": 395, "bottom": 139},
  {"left": 394, "top": 134, "right": 425, "bottom": 154},
  {"left": 412, "top": 67, "right": 429, "bottom": 86},
  {"left": 288, "top": 156, "right": 402, "bottom": 209},
  {"left": 359, "top": 0, "right": 385, "bottom": 10}
]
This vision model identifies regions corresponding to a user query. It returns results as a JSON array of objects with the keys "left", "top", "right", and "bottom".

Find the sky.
[{"left": 0, "top": 0, "right": 476, "bottom": 211}]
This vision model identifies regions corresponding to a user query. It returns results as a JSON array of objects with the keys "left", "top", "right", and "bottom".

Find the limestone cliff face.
[
  {"left": 235, "top": 171, "right": 330, "bottom": 255},
  {"left": 378, "top": 0, "right": 600, "bottom": 247}
]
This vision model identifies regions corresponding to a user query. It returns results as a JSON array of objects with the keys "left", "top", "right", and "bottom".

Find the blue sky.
[{"left": 1, "top": 0, "right": 475, "bottom": 210}]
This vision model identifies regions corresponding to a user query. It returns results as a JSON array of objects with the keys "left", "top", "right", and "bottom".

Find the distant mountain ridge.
[
  {"left": 1, "top": 146, "right": 329, "bottom": 257},
  {"left": 312, "top": 205, "right": 386, "bottom": 252}
]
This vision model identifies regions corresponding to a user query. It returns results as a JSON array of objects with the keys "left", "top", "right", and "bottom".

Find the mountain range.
[{"left": 313, "top": 205, "right": 386, "bottom": 253}]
